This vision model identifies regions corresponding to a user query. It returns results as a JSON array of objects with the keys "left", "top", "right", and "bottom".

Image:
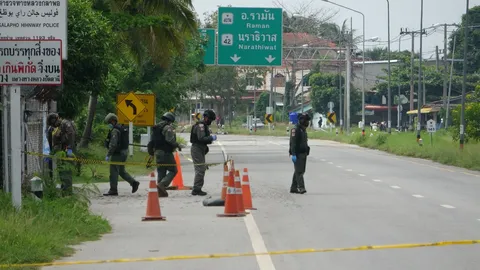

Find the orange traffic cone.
[
  {"left": 142, "top": 172, "right": 166, "bottom": 221},
  {"left": 217, "top": 170, "right": 245, "bottom": 217},
  {"left": 168, "top": 152, "right": 192, "bottom": 190},
  {"left": 234, "top": 170, "right": 248, "bottom": 215},
  {"left": 242, "top": 168, "right": 256, "bottom": 210},
  {"left": 221, "top": 165, "right": 229, "bottom": 200}
]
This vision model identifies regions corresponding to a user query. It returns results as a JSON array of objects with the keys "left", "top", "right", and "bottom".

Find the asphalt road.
[{"left": 43, "top": 133, "right": 480, "bottom": 270}]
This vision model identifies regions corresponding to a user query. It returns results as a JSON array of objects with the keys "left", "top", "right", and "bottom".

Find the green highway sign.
[
  {"left": 217, "top": 7, "right": 283, "bottom": 67},
  {"left": 198, "top": 28, "right": 216, "bottom": 65}
]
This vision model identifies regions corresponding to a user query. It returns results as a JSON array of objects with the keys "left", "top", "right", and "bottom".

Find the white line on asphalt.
[
  {"left": 328, "top": 162, "right": 334, "bottom": 165},
  {"left": 336, "top": 165, "right": 343, "bottom": 168},
  {"left": 412, "top": 194, "right": 424, "bottom": 198},
  {"left": 321, "top": 159, "right": 326, "bottom": 162},
  {"left": 441, "top": 204, "right": 456, "bottom": 209},
  {"left": 346, "top": 169, "right": 353, "bottom": 172},
  {"left": 390, "top": 186, "right": 401, "bottom": 189},
  {"left": 218, "top": 141, "right": 276, "bottom": 270},
  {"left": 373, "top": 179, "right": 382, "bottom": 182},
  {"left": 358, "top": 174, "right": 366, "bottom": 177}
]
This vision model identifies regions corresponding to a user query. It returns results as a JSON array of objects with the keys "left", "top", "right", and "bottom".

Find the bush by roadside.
[{"left": 0, "top": 192, "right": 111, "bottom": 268}]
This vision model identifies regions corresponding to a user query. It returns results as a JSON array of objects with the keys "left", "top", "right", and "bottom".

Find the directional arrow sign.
[
  {"left": 265, "top": 113, "right": 274, "bottom": 124},
  {"left": 327, "top": 112, "right": 336, "bottom": 124},
  {"left": 217, "top": 7, "right": 283, "bottom": 67},
  {"left": 116, "top": 92, "right": 146, "bottom": 122},
  {"left": 198, "top": 28, "right": 216, "bottom": 65}
]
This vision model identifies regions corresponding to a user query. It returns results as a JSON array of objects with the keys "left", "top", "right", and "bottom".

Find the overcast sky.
[{"left": 193, "top": 0, "right": 480, "bottom": 59}]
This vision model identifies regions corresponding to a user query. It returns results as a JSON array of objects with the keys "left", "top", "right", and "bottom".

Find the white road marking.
[
  {"left": 441, "top": 204, "right": 456, "bottom": 209},
  {"left": 218, "top": 141, "right": 276, "bottom": 270},
  {"left": 373, "top": 179, "right": 382, "bottom": 182},
  {"left": 336, "top": 165, "right": 343, "bottom": 168},
  {"left": 321, "top": 159, "right": 326, "bottom": 162},
  {"left": 328, "top": 162, "right": 334, "bottom": 165},
  {"left": 346, "top": 169, "right": 353, "bottom": 172},
  {"left": 412, "top": 194, "right": 424, "bottom": 198},
  {"left": 358, "top": 174, "right": 366, "bottom": 177},
  {"left": 390, "top": 186, "right": 401, "bottom": 189}
]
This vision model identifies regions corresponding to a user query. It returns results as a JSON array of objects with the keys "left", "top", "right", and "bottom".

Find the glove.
[
  {"left": 105, "top": 156, "right": 110, "bottom": 162},
  {"left": 211, "top": 134, "right": 217, "bottom": 141},
  {"left": 66, "top": 149, "right": 73, "bottom": 157},
  {"left": 291, "top": 155, "right": 297, "bottom": 163}
]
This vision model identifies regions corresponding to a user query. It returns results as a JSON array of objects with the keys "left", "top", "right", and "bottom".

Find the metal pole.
[
  {"left": 387, "top": 0, "right": 392, "bottom": 134},
  {"left": 361, "top": 13, "right": 366, "bottom": 136},
  {"left": 10, "top": 85, "right": 22, "bottom": 208},
  {"left": 445, "top": 34, "right": 457, "bottom": 129},
  {"left": 398, "top": 35, "right": 403, "bottom": 130},
  {"left": 269, "top": 67, "right": 274, "bottom": 108},
  {"left": 301, "top": 68, "right": 304, "bottom": 112},
  {"left": 416, "top": 0, "right": 424, "bottom": 142},
  {"left": 443, "top": 24, "right": 448, "bottom": 114},
  {"left": 2, "top": 86, "right": 10, "bottom": 192},
  {"left": 339, "top": 66, "right": 343, "bottom": 130},
  {"left": 460, "top": 0, "right": 469, "bottom": 149},
  {"left": 253, "top": 71, "right": 257, "bottom": 131},
  {"left": 346, "top": 41, "right": 351, "bottom": 133},
  {"left": 409, "top": 33, "right": 415, "bottom": 130}
]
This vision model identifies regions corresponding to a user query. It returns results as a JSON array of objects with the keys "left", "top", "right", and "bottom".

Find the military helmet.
[
  {"left": 47, "top": 113, "right": 59, "bottom": 126},
  {"left": 203, "top": 109, "right": 216, "bottom": 120},
  {"left": 298, "top": 113, "right": 311, "bottom": 121},
  {"left": 161, "top": 112, "right": 176, "bottom": 122},
  {"left": 104, "top": 113, "right": 118, "bottom": 124}
]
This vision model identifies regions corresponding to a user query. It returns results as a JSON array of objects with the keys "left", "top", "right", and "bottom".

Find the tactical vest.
[
  {"left": 105, "top": 125, "right": 129, "bottom": 153},
  {"left": 190, "top": 121, "right": 210, "bottom": 144},
  {"left": 152, "top": 122, "right": 175, "bottom": 152}
]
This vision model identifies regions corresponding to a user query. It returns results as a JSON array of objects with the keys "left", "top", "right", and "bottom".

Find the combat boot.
[
  {"left": 103, "top": 190, "right": 118, "bottom": 196},
  {"left": 298, "top": 188, "right": 307, "bottom": 194},
  {"left": 131, "top": 181, "right": 140, "bottom": 193},
  {"left": 157, "top": 184, "right": 168, "bottom": 197},
  {"left": 191, "top": 189, "right": 207, "bottom": 196}
]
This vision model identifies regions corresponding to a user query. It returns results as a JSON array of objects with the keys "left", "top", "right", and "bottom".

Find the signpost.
[
  {"left": 1, "top": 39, "right": 63, "bottom": 208},
  {"left": 0, "top": 1, "right": 68, "bottom": 59},
  {"left": 198, "top": 28, "right": 216, "bottom": 65},
  {"left": 116, "top": 92, "right": 148, "bottom": 156},
  {"left": 217, "top": 7, "right": 283, "bottom": 67},
  {"left": 327, "top": 112, "right": 336, "bottom": 124},
  {"left": 116, "top": 93, "right": 155, "bottom": 127},
  {"left": 328, "top": 101, "right": 334, "bottom": 112},
  {"left": 426, "top": 119, "right": 436, "bottom": 146},
  {"left": 265, "top": 114, "right": 273, "bottom": 124}
]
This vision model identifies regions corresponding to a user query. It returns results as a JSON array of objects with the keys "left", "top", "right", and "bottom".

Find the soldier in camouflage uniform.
[
  {"left": 289, "top": 113, "right": 311, "bottom": 194},
  {"left": 190, "top": 109, "right": 217, "bottom": 196},
  {"left": 103, "top": 113, "right": 140, "bottom": 196},
  {"left": 147, "top": 112, "right": 184, "bottom": 197},
  {"left": 47, "top": 113, "right": 77, "bottom": 195}
]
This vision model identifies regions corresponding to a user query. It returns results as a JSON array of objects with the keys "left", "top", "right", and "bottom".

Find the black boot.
[
  {"left": 191, "top": 189, "right": 207, "bottom": 196},
  {"left": 131, "top": 181, "right": 140, "bottom": 193},
  {"left": 157, "top": 184, "right": 169, "bottom": 197},
  {"left": 298, "top": 188, "right": 307, "bottom": 194},
  {"left": 103, "top": 190, "right": 118, "bottom": 196},
  {"left": 290, "top": 188, "right": 300, "bottom": 194}
]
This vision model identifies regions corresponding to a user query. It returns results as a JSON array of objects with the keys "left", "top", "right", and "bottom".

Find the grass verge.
[
  {"left": 0, "top": 192, "right": 111, "bottom": 268},
  {"left": 224, "top": 124, "right": 480, "bottom": 171},
  {"left": 73, "top": 137, "right": 188, "bottom": 183}
]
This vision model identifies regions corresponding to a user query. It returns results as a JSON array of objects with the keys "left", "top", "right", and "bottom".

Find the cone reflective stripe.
[
  {"left": 217, "top": 170, "right": 245, "bottom": 217},
  {"left": 221, "top": 165, "right": 229, "bottom": 200},
  {"left": 234, "top": 170, "right": 247, "bottom": 215},
  {"left": 168, "top": 152, "right": 192, "bottom": 190},
  {"left": 242, "top": 168, "right": 256, "bottom": 210},
  {"left": 142, "top": 172, "right": 166, "bottom": 221}
]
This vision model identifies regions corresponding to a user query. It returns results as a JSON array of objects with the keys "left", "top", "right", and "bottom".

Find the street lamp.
[{"left": 321, "top": 0, "right": 366, "bottom": 136}]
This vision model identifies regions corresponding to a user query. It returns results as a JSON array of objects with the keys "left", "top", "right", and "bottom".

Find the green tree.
[{"left": 449, "top": 5, "right": 480, "bottom": 74}]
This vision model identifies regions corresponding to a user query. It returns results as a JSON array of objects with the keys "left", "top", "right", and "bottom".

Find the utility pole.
[
  {"left": 435, "top": 46, "right": 440, "bottom": 71},
  {"left": 443, "top": 23, "right": 448, "bottom": 114},
  {"left": 387, "top": 0, "right": 392, "bottom": 134},
  {"left": 338, "top": 65, "right": 343, "bottom": 132},
  {"left": 417, "top": 0, "right": 424, "bottom": 143},
  {"left": 460, "top": 0, "right": 470, "bottom": 150}
]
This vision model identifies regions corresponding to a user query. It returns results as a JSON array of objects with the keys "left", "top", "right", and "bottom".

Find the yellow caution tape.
[
  {"left": 24, "top": 151, "right": 223, "bottom": 168},
  {"left": 2, "top": 239, "right": 479, "bottom": 268}
]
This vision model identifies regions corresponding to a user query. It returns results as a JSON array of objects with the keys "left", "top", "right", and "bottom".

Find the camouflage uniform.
[
  {"left": 190, "top": 120, "right": 214, "bottom": 195},
  {"left": 148, "top": 117, "right": 180, "bottom": 197},
  {"left": 289, "top": 122, "right": 310, "bottom": 194},
  {"left": 50, "top": 118, "right": 77, "bottom": 194}
]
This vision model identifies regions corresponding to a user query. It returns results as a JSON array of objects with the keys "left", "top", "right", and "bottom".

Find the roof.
[{"left": 283, "top": 33, "right": 337, "bottom": 48}]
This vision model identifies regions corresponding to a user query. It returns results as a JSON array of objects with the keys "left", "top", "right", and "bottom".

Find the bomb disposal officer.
[
  {"left": 289, "top": 113, "right": 311, "bottom": 194},
  {"left": 190, "top": 109, "right": 217, "bottom": 196}
]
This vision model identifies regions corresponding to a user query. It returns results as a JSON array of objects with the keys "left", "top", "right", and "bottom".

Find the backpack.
[{"left": 114, "top": 125, "right": 130, "bottom": 151}]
